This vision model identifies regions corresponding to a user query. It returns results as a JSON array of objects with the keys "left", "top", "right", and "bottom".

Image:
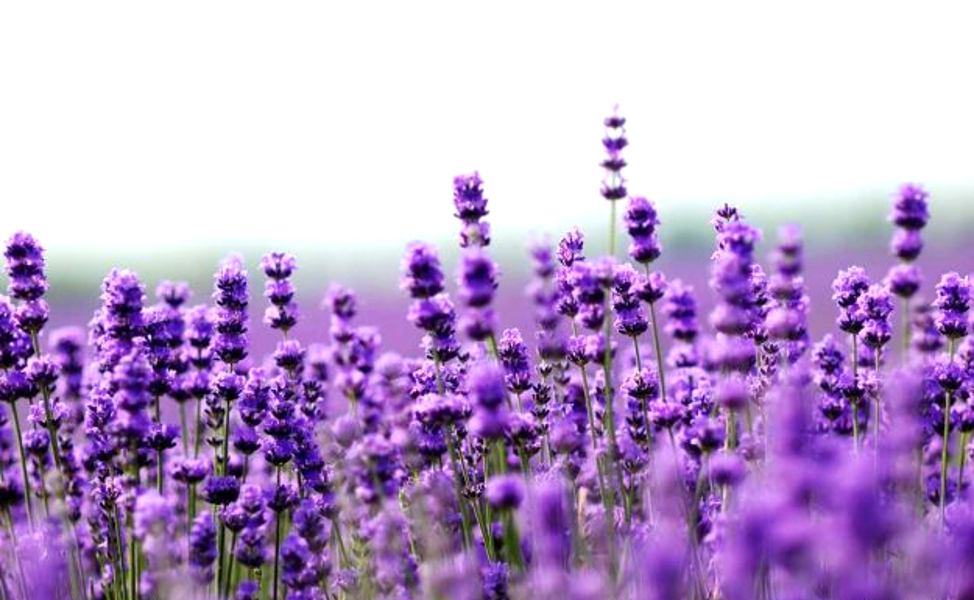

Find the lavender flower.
[
  {"left": 933, "top": 272, "right": 972, "bottom": 340},
  {"left": 624, "top": 196, "right": 662, "bottom": 265},
  {"left": 600, "top": 106, "right": 628, "bottom": 202},
  {"left": 453, "top": 171, "right": 491, "bottom": 248},
  {"left": 213, "top": 255, "right": 249, "bottom": 365},
  {"left": 262, "top": 251, "right": 299, "bottom": 333}
]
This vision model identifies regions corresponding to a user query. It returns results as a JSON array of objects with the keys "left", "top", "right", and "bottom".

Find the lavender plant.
[{"left": 1, "top": 109, "right": 974, "bottom": 600}]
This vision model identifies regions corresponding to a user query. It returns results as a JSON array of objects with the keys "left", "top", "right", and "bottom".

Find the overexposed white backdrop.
[{"left": 2, "top": 1, "right": 973, "bottom": 255}]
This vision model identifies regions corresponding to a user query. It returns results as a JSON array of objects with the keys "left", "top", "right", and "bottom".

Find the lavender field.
[{"left": 1, "top": 105, "right": 974, "bottom": 600}]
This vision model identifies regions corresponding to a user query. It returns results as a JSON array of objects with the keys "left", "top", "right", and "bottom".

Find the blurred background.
[{"left": 1, "top": 1, "right": 973, "bottom": 355}]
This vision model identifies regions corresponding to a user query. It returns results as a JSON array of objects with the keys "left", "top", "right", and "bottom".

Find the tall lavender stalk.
[{"left": 888, "top": 183, "right": 929, "bottom": 357}]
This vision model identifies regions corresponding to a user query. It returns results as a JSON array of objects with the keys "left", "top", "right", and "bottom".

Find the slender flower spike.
[
  {"left": 4, "top": 232, "right": 49, "bottom": 303},
  {"left": 933, "top": 273, "right": 973, "bottom": 340},
  {"left": 457, "top": 249, "right": 499, "bottom": 342},
  {"left": 600, "top": 105, "right": 628, "bottom": 202},
  {"left": 890, "top": 183, "right": 929, "bottom": 261},
  {"left": 832, "top": 267, "right": 871, "bottom": 335},
  {"left": 453, "top": 171, "right": 491, "bottom": 248},
  {"left": 262, "top": 251, "right": 299, "bottom": 333},
  {"left": 624, "top": 196, "right": 662, "bottom": 265},
  {"left": 401, "top": 242, "right": 445, "bottom": 299},
  {"left": 213, "top": 255, "right": 249, "bottom": 365}
]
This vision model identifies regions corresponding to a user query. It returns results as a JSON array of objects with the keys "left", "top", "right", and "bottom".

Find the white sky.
[{"left": 2, "top": 1, "right": 973, "bottom": 253}]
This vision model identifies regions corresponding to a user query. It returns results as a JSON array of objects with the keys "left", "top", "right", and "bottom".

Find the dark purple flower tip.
[
  {"left": 886, "top": 264, "right": 922, "bottom": 299},
  {"left": 4, "top": 231, "right": 44, "bottom": 268},
  {"left": 716, "top": 220, "right": 761, "bottom": 258},
  {"left": 101, "top": 268, "right": 146, "bottom": 318},
  {"left": 624, "top": 196, "right": 661, "bottom": 236},
  {"left": 858, "top": 283, "right": 894, "bottom": 321},
  {"left": 837, "top": 304, "right": 866, "bottom": 334},
  {"left": 600, "top": 183, "right": 628, "bottom": 201},
  {"left": 260, "top": 251, "right": 297, "bottom": 280},
  {"left": 629, "top": 235, "right": 663, "bottom": 265},
  {"left": 14, "top": 299, "right": 49, "bottom": 333},
  {"left": 213, "top": 255, "right": 249, "bottom": 310},
  {"left": 713, "top": 203, "right": 740, "bottom": 225},
  {"left": 603, "top": 106, "right": 626, "bottom": 129},
  {"left": 892, "top": 228, "right": 923, "bottom": 262},
  {"left": 832, "top": 266, "right": 871, "bottom": 309},
  {"left": 263, "top": 303, "right": 298, "bottom": 332},
  {"left": 452, "top": 171, "right": 489, "bottom": 224},
  {"left": 457, "top": 250, "right": 499, "bottom": 308},
  {"left": 273, "top": 339, "right": 305, "bottom": 373},
  {"left": 4, "top": 232, "right": 49, "bottom": 302},
  {"left": 264, "top": 438, "right": 294, "bottom": 467},
  {"left": 325, "top": 283, "right": 358, "bottom": 321},
  {"left": 407, "top": 294, "right": 456, "bottom": 334},
  {"left": 557, "top": 227, "right": 585, "bottom": 268},
  {"left": 400, "top": 242, "right": 445, "bottom": 299},
  {"left": 891, "top": 182, "right": 930, "bottom": 230},
  {"left": 485, "top": 474, "right": 524, "bottom": 510},
  {"left": 600, "top": 156, "right": 627, "bottom": 171},
  {"left": 0, "top": 370, "right": 31, "bottom": 403},
  {"left": 202, "top": 475, "right": 241, "bottom": 505},
  {"left": 649, "top": 400, "right": 684, "bottom": 429},
  {"left": 934, "top": 357, "right": 965, "bottom": 392},
  {"left": 812, "top": 334, "right": 845, "bottom": 375},
  {"left": 229, "top": 424, "right": 260, "bottom": 455},
  {"left": 26, "top": 355, "right": 59, "bottom": 389},
  {"left": 23, "top": 428, "right": 50, "bottom": 455},
  {"left": 173, "top": 456, "right": 212, "bottom": 484},
  {"left": 622, "top": 367, "right": 660, "bottom": 401},
  {"left": 145, "top": 423, "right": 179, "bottom": 451},
  {"left": 185, "top": 305, "right": 215, "bottom": 347},
  {"left": 602, "top": 135, "right": 629, "bottom": 154},
  {"left": 934, "top": 272, "right": 973, "bottom": 339},
  {"left": 155, "top": 280, "right": 191, "bottom": 308}
]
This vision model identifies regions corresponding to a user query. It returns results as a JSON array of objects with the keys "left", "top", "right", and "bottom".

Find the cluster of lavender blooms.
[{"left": 2, "top": 112, "right": 974, "bottom": 600}]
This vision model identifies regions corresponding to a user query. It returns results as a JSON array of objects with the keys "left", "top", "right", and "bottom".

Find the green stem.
[
  {"left": 901, "top": 296, "right": 911, "bottom": 361},
  {"left": 445, "top": 430, "right": 474, "bottom": 551},
  {"left": 216, "top": 514, "right": 226, "bottom": 598},
  {"left": 647, "top": 296, "right": 668, "bottom": 401},
  {"left": 193, "top": 397, "right": 203, "bottom": 458},
  {"left": 959, "top": 431, "right": 970, "bottom": 499},
  {"left": 940, "top": 338, "right": 956, "bottom": 530},
  {"left": 9, "top": 402, "right": 34, "bottom": 526},
  {"left": 851, "top": 334, "right": 860, "bottom": 453},
  {"left": 180, "top": 402, "right": 189, "bottom": 455},
  {"left": 272, "top": 509, "right": 282, "bottom": 600},
  {"left": 608, "top": 199, "right": 617, "bottom": 257},
  {"left": 874, "top": 349, "right": 882, "bottom": 453}
]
